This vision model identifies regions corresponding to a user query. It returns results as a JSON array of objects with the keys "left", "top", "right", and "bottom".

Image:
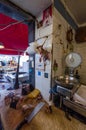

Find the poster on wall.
[
  {"left": 43, "top": 5, "right": 52, "bottom": 28},
  {"left": 36, "top": 62, "right": 44, "bottom": 71}
]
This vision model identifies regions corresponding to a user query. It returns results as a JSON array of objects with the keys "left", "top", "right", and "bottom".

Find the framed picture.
[{"left": 43, "top": 5, "right": 52, "bottom": 27}]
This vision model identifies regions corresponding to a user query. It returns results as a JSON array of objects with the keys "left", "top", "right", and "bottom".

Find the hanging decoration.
[
  {"left": 25, "top": 35, "right": 52, "bottom": 64},
  {"left": 37, "top": 46, "right": 51, "bottom": 63},
  {"left": 66, "top": 26, "right": 73, "bottom": 43},
  {"left": 53, "top": 60, "right": 58, "bottom": 77},
  {"left": 25, "top": 42, "right": 38, "bottom": 54}
]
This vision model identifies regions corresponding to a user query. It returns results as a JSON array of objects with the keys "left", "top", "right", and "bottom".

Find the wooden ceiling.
[{"left": 61, "top": 0, "right": 86, "bottom": 27}]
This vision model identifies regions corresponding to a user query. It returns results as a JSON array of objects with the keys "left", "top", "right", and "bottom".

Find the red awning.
[{"left": 0, "top": 13, "right": 28, "bottom": 55}]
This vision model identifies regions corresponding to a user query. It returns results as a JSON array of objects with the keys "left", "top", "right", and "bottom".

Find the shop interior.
[{"left": 0, "top": 0, "right": 86, "bottom": 130}]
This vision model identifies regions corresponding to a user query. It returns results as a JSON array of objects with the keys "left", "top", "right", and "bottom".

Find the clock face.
[{"left": 65, "top": 52, "right": 82, "bottom": 68}]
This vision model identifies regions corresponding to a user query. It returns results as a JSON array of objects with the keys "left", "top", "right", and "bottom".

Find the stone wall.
[
  {"left": 52, "top": 8, "right": 75, "bottom": 78},
  {"left": 74, "top": 42, "right": 86, "bottom": 84}
]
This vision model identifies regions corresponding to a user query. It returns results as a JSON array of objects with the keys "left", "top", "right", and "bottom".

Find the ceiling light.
[{"left": 0, "top": 42, "right": 4, "bottom": 49}]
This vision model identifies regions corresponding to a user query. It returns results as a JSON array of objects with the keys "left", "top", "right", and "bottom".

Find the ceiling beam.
[
  {"left": 54, "top": 0, "right": 78, "bottom": 30},
  {"left": 0, "top": 0, "right": 36, "bottom": 23}
]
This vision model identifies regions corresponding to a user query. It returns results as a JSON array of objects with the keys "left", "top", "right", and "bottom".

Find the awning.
[{"left": 0, "top": 13, "right": 28, "bottom": 55}]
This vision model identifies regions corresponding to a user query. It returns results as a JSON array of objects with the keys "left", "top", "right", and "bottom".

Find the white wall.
[
  {"left": 35, "top": 8, "right": 53, "bottom": 102},
  {"left": 35, "top": 54, "right": 51, "bottom": 102}
]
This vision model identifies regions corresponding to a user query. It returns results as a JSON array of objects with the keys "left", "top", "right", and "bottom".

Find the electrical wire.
[
  {"left": 0, "top": 21, "right": 18, "bottom": 26},
  {"left": 0, "top": 20, "right": 24, "bottom": 31}
]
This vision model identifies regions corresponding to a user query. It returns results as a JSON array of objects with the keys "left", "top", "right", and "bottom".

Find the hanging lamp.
[{"left": 0, "top": 42, "right": 4, "bottom": 49}]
